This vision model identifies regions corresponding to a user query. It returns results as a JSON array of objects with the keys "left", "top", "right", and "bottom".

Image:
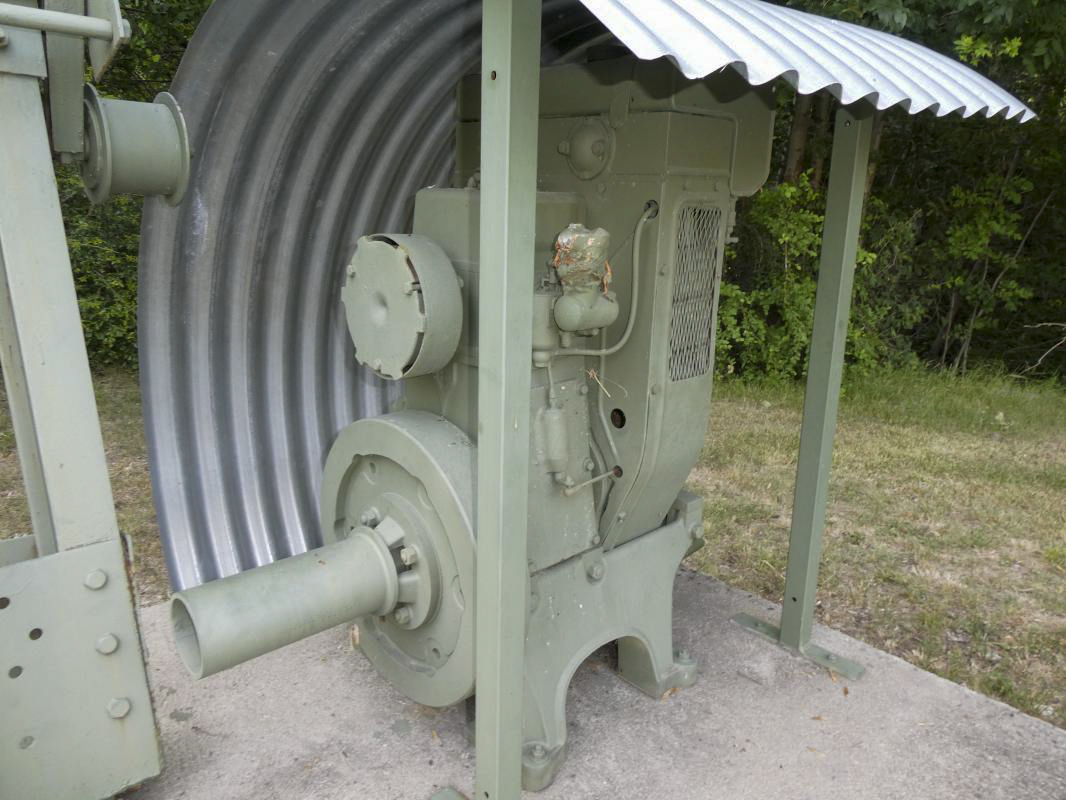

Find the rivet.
[
  {"left": 587, "top": 562, "right": 605, "bottom": 582},
  {"left": 96, "top": 634, "right": 120, "bottom": 655},
  {"left": 578, "top": 384, "right": 589, "bottom": 396},
  {"left": 83, "top": 570, "right": 108, "bottom": 590},
  {"left": 107, "top": 697, "right": 131, "bottom": 719},
  {"left": 399, "top": 546, "right": 418, "bottom": 567},
  {"left": 583, "top": 459, "right": 596, "bottom": 473}
]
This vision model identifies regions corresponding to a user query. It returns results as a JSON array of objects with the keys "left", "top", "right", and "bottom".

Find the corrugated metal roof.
[{"left": 579, "top": 0, "right": 1034, "bottom": 122}]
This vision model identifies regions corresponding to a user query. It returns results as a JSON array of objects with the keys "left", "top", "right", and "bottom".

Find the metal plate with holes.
[{"left": 0, "top": 538, "right": 160, "bottom": 800}]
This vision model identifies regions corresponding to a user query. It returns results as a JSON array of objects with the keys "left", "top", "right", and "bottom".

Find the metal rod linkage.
[{"left": 0, "top": 2, "right": 125, "bottom": 39}]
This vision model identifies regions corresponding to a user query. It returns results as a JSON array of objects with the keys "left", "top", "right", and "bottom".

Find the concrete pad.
[{"left": 127, "top": 570, "right": 1066, "bottom": 799}]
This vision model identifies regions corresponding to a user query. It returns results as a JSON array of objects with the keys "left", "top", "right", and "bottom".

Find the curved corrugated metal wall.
[{"left": 139, "top": 0, "right": 609, "bottom": 590}]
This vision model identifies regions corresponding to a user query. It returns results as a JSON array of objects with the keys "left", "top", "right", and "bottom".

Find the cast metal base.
[{"left": 519, "top": 502, "right": 702, "bottom": 791}]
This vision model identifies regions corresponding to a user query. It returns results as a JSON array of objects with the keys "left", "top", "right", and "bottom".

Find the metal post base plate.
[{"left": 733, "top": 612, "right": 865, "bottom": 680}]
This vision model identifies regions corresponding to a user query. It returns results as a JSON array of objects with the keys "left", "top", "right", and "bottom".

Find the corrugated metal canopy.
[{"left": 579, "top": 0, "right": 1034, "bottom": 122}]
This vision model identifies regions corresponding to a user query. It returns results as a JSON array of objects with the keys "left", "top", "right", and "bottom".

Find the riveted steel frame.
[
  {"left": 473, "top": 1, "right": 543, "bottom": 798},
  {"left": 734, "top": 104, "right": 873, "bottom": 680},
  {"left": 0, "top": 51, "right": 118, "bottom": 557},
  {"left": 0, "top": 10, "right": 160, "bottom": 797}
]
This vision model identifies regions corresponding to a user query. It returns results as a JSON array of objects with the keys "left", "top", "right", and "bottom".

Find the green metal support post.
[
  {"left": 0, "top": 10, "right": 160, "bottom": 796},
  {"left": 735, "top": 104, "right": 874, "bottom": 680},
  {"left": 474, "top": 1, "right": 542, "bottom": 799}
]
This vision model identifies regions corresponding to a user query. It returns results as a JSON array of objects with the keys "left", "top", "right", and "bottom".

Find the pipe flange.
[{"left": 320, "top": 411, "right": 475, "bottom": 707}]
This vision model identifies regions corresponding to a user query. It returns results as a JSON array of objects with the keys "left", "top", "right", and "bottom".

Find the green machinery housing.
[{"left": 171, "top": 55, "right": 775, "bottom": 790}]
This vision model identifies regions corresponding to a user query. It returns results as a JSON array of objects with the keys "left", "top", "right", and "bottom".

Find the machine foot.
[{"left": 733, "top": 612, "right": 865, "bottom": 680}]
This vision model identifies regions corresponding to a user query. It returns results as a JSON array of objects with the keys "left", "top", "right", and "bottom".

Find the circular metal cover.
[
  {"left": 321, "top": 411, "right": 476, "bottom": 707},
  {"left": 137, "top": 0, "right": 611, "bottom": 589},
  {"left": 343, "top": 235, "right": 462, "bottom": 380}
]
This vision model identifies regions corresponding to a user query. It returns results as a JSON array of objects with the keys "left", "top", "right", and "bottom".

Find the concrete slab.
[{"left": 127, "top": 570, "right": 1066, "bottom": 800}]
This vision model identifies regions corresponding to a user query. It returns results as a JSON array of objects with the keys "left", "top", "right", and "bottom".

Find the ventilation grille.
[{"left": 669, "top": 205, "right": 722, "bottom": 382}]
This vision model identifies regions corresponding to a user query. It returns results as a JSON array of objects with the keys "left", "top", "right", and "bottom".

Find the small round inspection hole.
[
  {"left": 431, "top": 647, "right": 441, "bottom": 660},
  {"left": 0, "top": 597, "right": 9, "bottom": 609},
  {"left": 490, "top": 70, "right": 497, "bottom": 80},
  {"left": 610, "top": 408, "right": 626, "bottom": 429},
  {"left": 9, "top": 666, "right": 23, "bottom": 679},
  {"left": 367, "top": 460, "right": 377, "bottom": 475},
  {"left": 28, "top": 628, "right": 42, "bottom": 641},
  {"left": 18, "top": 736, "right": 34, "bottom": 750}
]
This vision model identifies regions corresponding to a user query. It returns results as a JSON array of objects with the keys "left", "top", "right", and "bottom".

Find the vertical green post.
[
  {"left": 475, "top": 1, "right": 542, "bottom": 799},
  {"left": 0, "top": 68, "right": 120, "bottom": 556},
  {"left": 778, "top": 105, "right": 873, "bottom": 659}
]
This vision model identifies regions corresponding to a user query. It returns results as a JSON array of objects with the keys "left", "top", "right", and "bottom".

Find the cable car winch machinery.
[
  {"left": 0, "top": 0, "right": 1032, "bottom": 796},
  {"left": 171, "top": 57, "right": 775, "bottom": 789}
]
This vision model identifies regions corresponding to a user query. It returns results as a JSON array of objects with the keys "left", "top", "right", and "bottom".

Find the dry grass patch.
[
  {"left": 688, "top": 370, "right": 1066, "bottom": 729},
  {"left": 2, "top": 368, "right": 1063, "bottom": 728},
  {"left": 0, "top": 370, "right": 169, "bottom": 605}
]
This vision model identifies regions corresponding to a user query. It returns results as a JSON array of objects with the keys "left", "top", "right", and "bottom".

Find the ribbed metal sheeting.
[
  {"left": 139, "top": 0, "right": 610, "bottom": 590},
  {"left": 579, "top": 0, "right": 1034, "bottom": 121}
]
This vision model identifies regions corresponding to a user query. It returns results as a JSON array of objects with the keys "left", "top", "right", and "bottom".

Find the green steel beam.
[
  {"left": 474, "top": 1, "right": 543, "bottom": 798},
  {"left": 735, "top": 104, "right": 873, "bottom": 680},
  {"left": 0, "top": 67, "right": 120, "bottom": 556}
]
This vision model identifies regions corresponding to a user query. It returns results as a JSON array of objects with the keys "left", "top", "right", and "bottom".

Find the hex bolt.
[
  {"left": 399, "top": 546, "right": 418, "bottom": 567},
  {"left": 583, "top": 459, "right": 596, "bottom": 473},
  {"left": 532, "top": 743, "right": 547, "bottom": 760},
  {"left": 83, "top": 570, "right": 108, "bottom": 590},
  {"left": 359, "top": 508, "right": 380, "bottom": 527},
  {"left": 393, "top": 606, "right": 413, "bottom": 626},
  {"left": 587, "top": 562, "right": 605, "bottom": 582},
  {"left": 676, "top": 649, "right": 691, "bottom": 663},
  {"left": 689, "top": 523, "right": 703, "bottom": 540},
  {"left": 578, "top": 384, "right": 589, "bottom": 396},
  {"left": 107, "top": 697, "right": 132, "bottom": 719},
  {"left": 556, "top": 140, "right": 571, "bottom": 155},
  {"left": 96, "top": 634, "right": 120, "bottom": 655}
]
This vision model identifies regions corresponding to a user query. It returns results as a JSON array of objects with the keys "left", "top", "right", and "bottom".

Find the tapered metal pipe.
[{"left": 170, "top": 528, "right": 399, "bottom": 679}]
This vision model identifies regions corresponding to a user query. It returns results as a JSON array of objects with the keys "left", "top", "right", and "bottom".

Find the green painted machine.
[
  {"left": 0, "top": 0, "right": 1033, "bottom": 797},
  {"left": 171, "top": 56, "right": 776, "bottom": 789}
]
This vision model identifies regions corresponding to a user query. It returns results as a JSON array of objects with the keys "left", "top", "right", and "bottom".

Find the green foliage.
[
  {"left": 58, "top": 167, "right": 141, "bottom": 366},
  {"left": 717, "top": 178, "right": 921, "bottom": 379}
]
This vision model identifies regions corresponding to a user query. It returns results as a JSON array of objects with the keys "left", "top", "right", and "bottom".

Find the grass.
[
  {"left": 0, "top": 370, "right": 169, "bottom": 606},
  {"left": 687, "top": 367, "right": 1066, "bottom": 729},
  {"left": 1, "top": 367, "right": 1063, "bottom": 728}
]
